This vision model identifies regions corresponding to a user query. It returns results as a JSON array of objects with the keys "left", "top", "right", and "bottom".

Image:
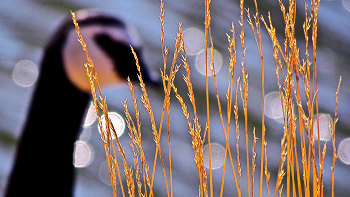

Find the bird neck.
[{"left": 6, "top": 41, "right": 90, "bottom": 197}]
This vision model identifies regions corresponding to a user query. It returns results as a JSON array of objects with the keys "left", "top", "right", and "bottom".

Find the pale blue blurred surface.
[{"left": 1, "top": 0, "right": 350, "bottom": 196}]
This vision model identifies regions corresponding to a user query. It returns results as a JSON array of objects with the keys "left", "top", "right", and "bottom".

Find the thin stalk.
[{"left": 204, "top": 0, "right": 213, "bottom": 196}]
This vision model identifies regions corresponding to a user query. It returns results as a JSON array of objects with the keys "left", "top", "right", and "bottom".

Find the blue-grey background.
[{"left": 1, "top": 0, "right": 350, "bottom": 196}]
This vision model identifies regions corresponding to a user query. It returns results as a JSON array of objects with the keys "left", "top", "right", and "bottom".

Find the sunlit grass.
[{"left": 72, "top": 0, "right": 341, "bottom": 196}]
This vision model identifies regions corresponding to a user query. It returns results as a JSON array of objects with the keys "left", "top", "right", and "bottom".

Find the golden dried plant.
[{"left": 72, "top": 0, "right": 342, "bottom": 196}]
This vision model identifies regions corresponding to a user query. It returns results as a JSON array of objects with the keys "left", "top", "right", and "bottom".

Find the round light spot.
[
  {"left": 264, "top": 92, "right": 284, "bottom": 122},
  {"left": 99, "top": 161, "right": 124, "bottom": 186},
  {"left": 99, "top": 161, "right": 112, "bottom": 186},
  {"left": 183, "top": 28, "right": 205, "bottom": 55},
  {"left": 203, "top": 143, "right": 225, "bottom": 169},
  {"left": 343, "top": 0, "right": 350, "bottom": 12},
  {"left": 195, "top": 49, "right": 223, "bottom": 76},
  {"left": 313, "top": 113, "right": 333, "bottom": 141},
  {"left": 73, "top": 141, "right": 94, "bottom": 168},
  {"left": 338, "top": 138, "right": 350, "bottom": 165},
  {"left": 99, "top": 112, "right": 126, "bottom": 140},
  {"left": 98, "top": 161, "right": 123, "bottom": 186},
  {"left": 12, "top": 60, "right": 39, "bottom": 87},
  {"left": 83, "top": 102, "right": 96, "bottom": 127}
]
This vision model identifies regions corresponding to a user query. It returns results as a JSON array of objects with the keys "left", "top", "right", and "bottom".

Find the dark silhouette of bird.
[{"left": 5, "top": 9, "right": 158, "bottom": 197}]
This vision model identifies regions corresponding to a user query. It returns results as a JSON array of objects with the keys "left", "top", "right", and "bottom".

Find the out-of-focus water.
[{"left": 1, "top": 0, "right": 350, "bottom": 196}]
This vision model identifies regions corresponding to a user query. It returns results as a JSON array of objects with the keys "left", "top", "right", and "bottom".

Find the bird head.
[{"left": 58, "top": 9, "right": 159, "bottom": 92}]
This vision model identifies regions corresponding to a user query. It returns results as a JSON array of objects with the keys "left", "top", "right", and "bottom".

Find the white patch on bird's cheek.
[{"left": 63, "top": 27, "right": 125, "bottom": 93}]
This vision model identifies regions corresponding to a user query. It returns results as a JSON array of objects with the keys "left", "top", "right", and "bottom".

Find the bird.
[{"left": 5, "top": 9, "right": 158, "bottom": 197}]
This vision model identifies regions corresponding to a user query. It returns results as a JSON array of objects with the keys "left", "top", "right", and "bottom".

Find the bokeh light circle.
[
  {"left": 183, "top": 28, "right": 205, "bottom": 55},
  {"left": 203, "top": 143, "right": 225, "bottom": 169},
  {"left": 343, "top": 0, "right": 350, "bottom": 12},
  {"left": 99, "top": 161, "right": 112, "bottom": 186},
  {"left": 73, "top": 141, "right": 94, "bottom": 168},
  {"left": 195, "top": 49, "right": 223, "bottom": 76},
  {"left": 98, "top": 112, "right": 126, "bottom": 139},
  {"left": 338, "top": 138, "right": 350, "bottom": 165},
  {"left": 12, "top": 60, "right": 39, "bottom": 87},
  {"left": 83, "top": 102, "right": 97, "bottom": 127},
  {"left": 264, "top": 92, "right": 284, "bottom": 122},
  {"left": 313, "top": 113, "right": 333, "bottom": 141}
]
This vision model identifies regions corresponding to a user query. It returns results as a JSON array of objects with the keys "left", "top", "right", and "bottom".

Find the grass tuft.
[{"left": 72, "top": 0, "right": 341, "bottom": 196}]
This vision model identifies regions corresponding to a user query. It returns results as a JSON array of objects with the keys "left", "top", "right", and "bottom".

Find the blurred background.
[{"left": 0, "top": 0, "right": 350, "bottom": 196}]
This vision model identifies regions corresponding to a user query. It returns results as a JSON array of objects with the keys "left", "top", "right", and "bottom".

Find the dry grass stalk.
[
  {"left": 71, "top": 0, "right": 341, "bottom": 196},
  {"left": 71, "top": 11, "right": 128, "bottom": 197},
  {"left": 219, "top": 23, "right": 239, "bottom": 197},
  {"left": 203, "top": 0, "right": 214, "bottom": 196},
  {"left": 246, "top": 0, "right": 266, "bottom": 195},
  {"left": 123, "top": 78, "right": 153, "bottom": 197},
  {"left": 264, "top": 141, "right": 271, "bottom": 196},
  {"left": 261, "top": 0, "right": 342, "bottom": 196},
  {"left": 172, "top": 24, "right": 208, "bottom": 197},
  {"left": 251, "top": 128, "right": 257, "bottom": 197},
  {"left": 238, "top": 0, "right": 251, "bottom": 196},
  {"left": 331, "top": 77, "right": 341, "bottom": 197}
]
